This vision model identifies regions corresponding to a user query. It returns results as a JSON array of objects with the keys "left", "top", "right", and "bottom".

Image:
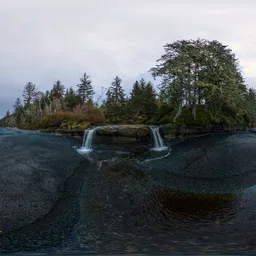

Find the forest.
[{"left": 1, "top": 39, "right": 256, "bottom": 130}]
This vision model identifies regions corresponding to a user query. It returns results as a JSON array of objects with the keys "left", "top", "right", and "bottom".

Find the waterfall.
[
  {"left": 149, "top": 126, "right": 168, "bottom": 151},
  {"left": 78, "top": 128, "right": 97, "bottom": 154}
]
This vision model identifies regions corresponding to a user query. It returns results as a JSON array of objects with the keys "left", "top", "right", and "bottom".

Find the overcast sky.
[{"left": 0, "top": 0, "right": 256, "bottom": 117}]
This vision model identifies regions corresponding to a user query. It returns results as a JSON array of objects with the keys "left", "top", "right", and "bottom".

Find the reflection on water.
[{"left": 144, "top": 189, "right": 238, "bottom": 232}]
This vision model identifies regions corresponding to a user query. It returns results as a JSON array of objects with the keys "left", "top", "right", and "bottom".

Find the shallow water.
[{"left": 1, "top": 128, "right": 256, "bottom": 254}]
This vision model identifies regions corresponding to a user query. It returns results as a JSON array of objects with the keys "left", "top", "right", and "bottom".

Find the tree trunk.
[
  {"left": 192, "top": 103, "right": 197, "bottom": 121},
  {"left": 216, "top": 103, "right": 222, "bottom": 116},
  {"left": 185, "top": 89, "right": 190, "bottom": 107},
  {"left": 198, "top": 88, "right": 201, "bottom": 105},
  {"left": 192, "top": 64, "right": 198, "bottom": 120},
  {"left": 173, "top": 99, "right": 183, "bottom": 122}
]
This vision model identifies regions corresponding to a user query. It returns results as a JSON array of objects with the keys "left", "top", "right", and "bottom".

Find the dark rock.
[
  {"left": 40, "top": 128, "right": 84, "bottom": 140},
  {"left": 249, "top": 128, "right": 256, "bottom": 133},
  {"left": 161, "top": 124, "right": 247, "bottom": 140},
  {"left": 96, "top": 125, "right": 150, "bottom": 140}
]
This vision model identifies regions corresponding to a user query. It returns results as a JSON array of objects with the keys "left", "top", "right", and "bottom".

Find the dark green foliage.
[
  {"left": 22, "top": 82, "right": 39, "bottom": 106},
  {"left": 64, "top": 87, "right": 80, "bottom": 110},
  {"left": 77, "top": 73, "right": 95, "bottom": 103},
  {"left": 2, "top": 38, "right": 256, "bottom": 129},
  {"left": 13, "top": 97, "right": 24, "bottom": 127},
  {"left": 244, "top": 88, "right": 256, "bottom": 127},
  {"left": 150, "top": 38, "right": 256, "bottom": 126},
  {"left": 104, "top": 76, "right": 126, "bottom": 123},
  {"left": 39, "top": 112, "right": 87, "bottom": 129},
  {"left": 5, "top": 110, "right": 10, "bottom": 118},
  {"left": 152, "top": 102, "right": 174, "bottom": 124},
  {"left": 51, "top": 80, "right": 65, "bottom": 99},
  {"left": 129, "top": 79, "right": 157, "bottom": 123}
]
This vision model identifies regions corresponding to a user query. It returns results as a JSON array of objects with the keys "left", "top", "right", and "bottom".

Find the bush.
[
  {"left": 73, "top": 104, "right": 106, "bottom": 125},
  {"left": 39, "top": 112, "right": 87, "bottom": 129},
  {"left": 169, "top": 107, "right": 194, "bottom": 125},
  {"left": 157, "top": 115, "right": 171, "bottom": 124},
  {"left": 135, "top": 120, "right": 144, "bottom": 124},
  {"left": 214, "top": 111, "right": 236, "bottom": 126},
  {"left": 146, "top": 118, "right": 156, "bottom": 125},
  {"left": 153, "top": 103, "right": 174, "bottom": 123},
  {"left": 194, "top": 108, "right": 213, "bottom": 125},
  {"left": 167, "top": 107, "right": 213, "bottom": 126},
  {"left": 39, "top": 105, "right": 106, "bottom": 129}
]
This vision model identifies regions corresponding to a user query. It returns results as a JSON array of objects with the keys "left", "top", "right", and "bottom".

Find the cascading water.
[
  {"left": 149, "top": 126, "right": 168, "bottom": 151},
  {"left": 77, "top": 128, "right": 97, "bottom": 154}
]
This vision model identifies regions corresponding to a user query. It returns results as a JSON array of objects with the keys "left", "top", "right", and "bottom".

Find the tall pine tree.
[
  {"left": 105, "top": 76, "right": 126, "bottom": 123},
  {"left": 13, "top": 97, "right": 24, "bottom": 127},
  {"left": 64, "top": 87, "right": 80, "bottom": 109},
  {"left": 129, "top": 79, "right": 157, "bottom": 122},
  {"left": 51, "top": 80, "right": 65, "bottom": 99},
  {"left": 77, "top": 73, "right": 95, "bottom": 104},
  {"left": 22, "top": 82, "right": 38, "bottom": 107}
]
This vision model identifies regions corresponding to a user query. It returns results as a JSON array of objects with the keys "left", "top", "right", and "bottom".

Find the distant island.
[{"left": 1, "top": 39, "right": 256, "bottom": 131}]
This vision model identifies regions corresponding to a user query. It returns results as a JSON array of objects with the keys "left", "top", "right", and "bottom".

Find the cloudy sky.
[{"left": 0, "top": 0, "right": 256, "bottom": 117}]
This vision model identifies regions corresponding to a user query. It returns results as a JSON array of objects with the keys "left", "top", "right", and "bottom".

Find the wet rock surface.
[
  {"left": 0, "top": 159, "right": 90, "bottom": 252},
  {"left": 160, "top": 124, "right": 247, "bottom": 139},
  {"left": 95, "top": 124, "right": 150, "bottom": 140},
  {"left": 0, "top": 129, "right": 83, "bottom": 233},
  {"left": 2, "top": 128, "right": 256, "bottom": 254}
]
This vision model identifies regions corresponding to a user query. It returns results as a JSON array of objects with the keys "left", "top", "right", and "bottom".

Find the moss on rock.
[{"left": 96, "top": 125, "right": 150, "bottom": 139}]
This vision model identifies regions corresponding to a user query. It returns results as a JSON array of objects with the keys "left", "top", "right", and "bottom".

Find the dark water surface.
[{"left": 1, "top": 128, "right": 256, "bottom": 254}]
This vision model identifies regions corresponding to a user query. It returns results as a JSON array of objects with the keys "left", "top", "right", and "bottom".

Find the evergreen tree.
[
  {"left": 13, "top": 97, "right": 24, "bottom": 127},
  {"left": 143, "top": 81, "right": 157, "bottom": 120},
  {"left": 64, "top": 87, "right": 80, "bottom": 109},
  {"left": 51, "top": 80, "right": 65, "bottom": 99},
  {"left": 245, "top": 88, "right": 256, "bottom": 127},
  {"left": 77, "top": 73, "right": 95, "bottom": 104},
  {"left": 129, "top": 79, "right": 157, "bottom": 122},
  {"left": 130, "top": 80, "right": 142, "bottom": 118},
  {"left": 13, "top": 97, "right": 22, "bottom": 110},
  {"left": 22, "top": 82, "right": 38, "bottom": 106},
  {"left": 150, "top": 39, "right": 246, "bottom": 122},
  {"left": 105, "top": 76, "right": 126, "bottom": 123},
  {"left": 5, "top": 110, "right": 10, "bottom": 118}
]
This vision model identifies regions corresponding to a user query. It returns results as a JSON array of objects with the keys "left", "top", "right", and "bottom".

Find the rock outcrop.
[
  {"left": 160, "top": 124, "right": 247, "bottom": 140},
  {"left": 40, "top": 124, "right": 248, "bottom": 142},
  {"left": 96, "top": 125, "right": 150, "bottom": 140}
]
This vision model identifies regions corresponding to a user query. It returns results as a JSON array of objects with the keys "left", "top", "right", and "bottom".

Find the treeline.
[{"left": 1, "top": 38, "right": 256, "bottom": 129}]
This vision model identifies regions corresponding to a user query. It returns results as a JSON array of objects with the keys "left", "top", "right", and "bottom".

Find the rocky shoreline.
[{"left": 39, "top": 124, "right": 248, "bottom": 142}]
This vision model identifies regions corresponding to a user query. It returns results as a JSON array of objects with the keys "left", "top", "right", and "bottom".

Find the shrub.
[
  {"left": 39, "top": 105, "right": 106, "bottom": 129},
  {"left": 168, "top": 107, "right": 213, "bottom": 126},
  {"left": 39, "top": 112, "right": 87, "bottom": 129},
  {"left": 73, "top": 104, "right": 106, "bottom": 125},
  {"left": 135, "top": 120, "right": 144, "bottom": 124},
  {"left": 153, "top": 103, "right": 174, "bottom": 123},
  {"left": 157, "top": 115, "right": 171, "bottom": 124},
  {"left": 214, "top": 111, "right": 236, "bottom": 126},
  {"left": 194, "top": 108, "right": 213, "bottom": 126},
  {"left": 147, "top": 118, "right": 157, "bottom": 125}
]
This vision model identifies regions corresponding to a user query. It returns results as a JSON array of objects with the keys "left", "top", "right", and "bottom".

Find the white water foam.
[
  {"left": 77, "top": 128, "right": 97, "bottom": 155},
  {"left": 149, "top": 126, "right": 168, "bottom": 151}
]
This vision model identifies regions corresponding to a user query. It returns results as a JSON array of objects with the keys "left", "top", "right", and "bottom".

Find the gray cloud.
[{"left": 0, "top": 0, "right": 256, "bottom": 117}]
